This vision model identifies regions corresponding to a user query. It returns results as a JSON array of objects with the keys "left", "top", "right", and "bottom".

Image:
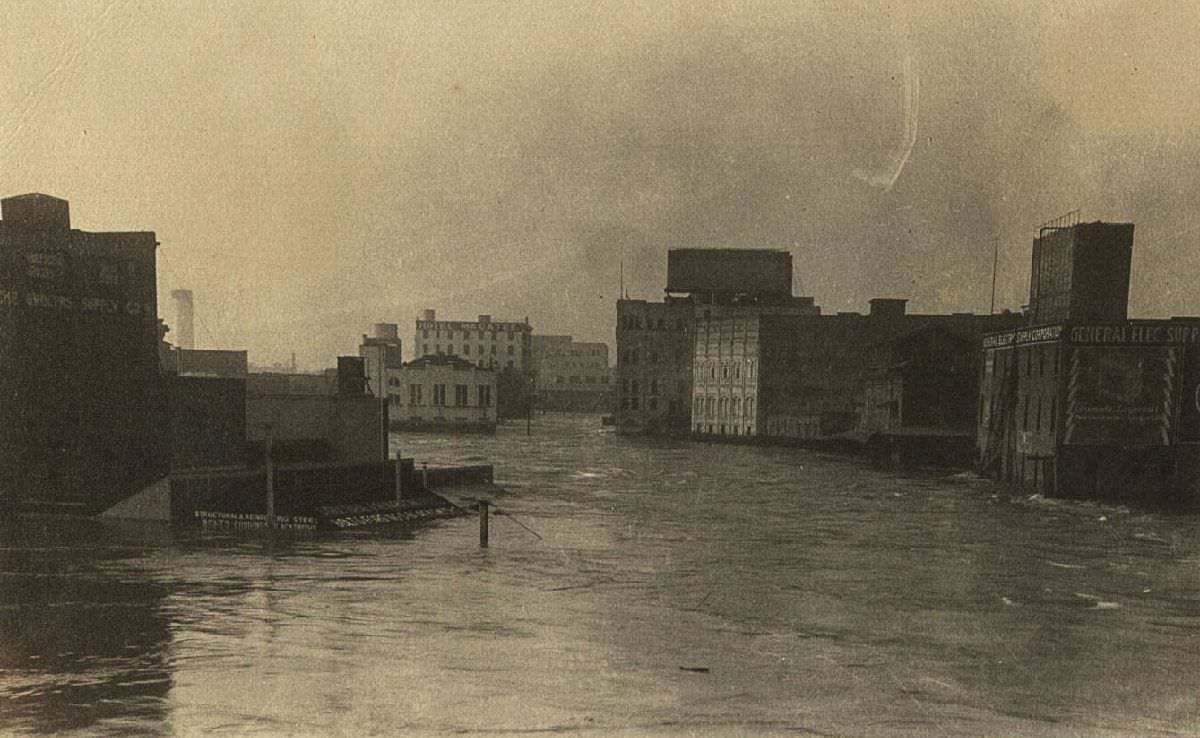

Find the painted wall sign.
[
  {"left": 1063, "top": 346, "right": 1175, "bottom": 447},
  {"left": 1069, "top": 324, "right": 1200, "bottom": 345},
  {"left": 1177, "top": 346, "right": 1200, "bottom": 444}
]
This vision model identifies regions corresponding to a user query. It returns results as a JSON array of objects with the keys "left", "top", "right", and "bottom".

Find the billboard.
[
  {"left": 666, "top": 249, "right": 792, "bottom": 295},
  {"left": 1063, "top": 346, "right": 1175, "bottom": 446}
]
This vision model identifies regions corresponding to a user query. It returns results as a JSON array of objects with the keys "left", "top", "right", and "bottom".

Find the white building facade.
[
  {"left": 413, "top": 309, "right": 532, "bottom": 371},
  {"left": 386, "top": 354, "right": 497, "bottom": 432}
]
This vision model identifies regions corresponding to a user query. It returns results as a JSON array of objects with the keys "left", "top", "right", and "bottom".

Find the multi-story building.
[
  {"left": 386, "top": 354, "right": 497, "bottom": 432},
  {"left": 615, "top": 248, "right": 820, "bottom": 435},
  {"left": 0, "top": 193, "right": 167, "bottom": 514},
  {"left": 359, "top": 322, "right": 404, "bottom": 399},
  {"left": 615, "top": 297, "right": 696, "bottom": 433},
  {"left": 530, "top": 334, "right": 612, "bottom": 412},
  {"left": 412, "top": 309, "right": 531, "bottom": 370},
  {"left": 693, "top": 299, "right": 1022, "bottom": 441},
  {"left": 978, "top": 218, "right": 1200, "bottom": 505}
]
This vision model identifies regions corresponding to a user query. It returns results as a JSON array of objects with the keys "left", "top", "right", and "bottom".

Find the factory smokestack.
[{"left": 170, "top": 289, "right": 195, "bottom": 349}]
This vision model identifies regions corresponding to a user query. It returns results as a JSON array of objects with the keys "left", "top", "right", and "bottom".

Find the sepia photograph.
[{"left": 3, "top": 1, "right": 1200, "bottom": 736}]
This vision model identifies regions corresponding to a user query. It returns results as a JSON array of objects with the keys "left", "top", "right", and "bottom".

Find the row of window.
[
  {"left": 620, "top": 396, "right": 658, "bottom": 411},
  {"left": 619, "top": 347, "right": 686, "bottom": 365},
  {"left": 986, "top": 344, "right": 1061, "bottom": 380},
  {"left": 696, "top": 424, "right": 755, "bottom": 436},
  {"left": 553, "top": 375, "right": 610, "bottom": 384},
  {"left": 694, "top": 396, "right": 756, "bottom": 418},
  {"left": 423, "top": 343, "right": 518, "bottom": 358},
  {"left": 392, "top": 383, "right": 492, "bottom": 407},
  {"left": 620, "top": 316, "right": 685, "bottom": 331},
  {"left": 421, "top": 328, "right": 521, "bottom": 341},
  {"left": 695, "top": 360, "right": 756, "bottom": 382},
  {"left": 983, "top": 393, "right": 1057, "bottom": 434}
]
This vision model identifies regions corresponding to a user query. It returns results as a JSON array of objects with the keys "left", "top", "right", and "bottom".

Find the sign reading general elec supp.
[
  {"left": 1070, "top": 324, "right": 1200, "bottom": 345},
  {"left": 982, "top": 321, "right": 1200, "bottom": 350}
]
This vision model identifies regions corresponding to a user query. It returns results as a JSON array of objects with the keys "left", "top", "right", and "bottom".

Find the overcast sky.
[{"left": 4, "top": 1, "right": 1200, "bottom": 368}]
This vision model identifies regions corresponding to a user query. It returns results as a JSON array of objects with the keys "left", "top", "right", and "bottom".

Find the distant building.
[
  {"left": 692, "top": 300, "right": 1021, "bottom": 440},
  {"left": 163, "top": 347, "right": 248, "bottom": 377},
  {"left": 530, "top": 335, "right": 612, "bottom": 412},
  {"left": 0, "top": 193, "right": 168, "bottom": 514},
  {"left": 170, "top": 289, "right": 195, "bottom": 349},
  {"left": 386, "top": 354, "right": 497, "bottom": 432},
  {"left": 245, "top": 356, "right": 386, "bottom": 465},
  {"left": 979, "top": 218, "right": 1200, "bottom": 504},
  {"left": 413, "top": 309, "right": 531, "bottom": 371},
  {"left": 359, "top": 322, "right": 404, "bottom": 399},
  {"left": 615, "top": 248, "right": 820, "bottom": 435},
  {"left": 615, "top": 298, "right": 695, "bottom": 433}
]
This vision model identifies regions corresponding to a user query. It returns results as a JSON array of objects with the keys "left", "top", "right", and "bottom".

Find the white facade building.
[
  {"left": 386, "top": 354, "right": 497, "bottom": 432},
  {"left": 413, "top": 309, "right": 532, "bottom": 371}
]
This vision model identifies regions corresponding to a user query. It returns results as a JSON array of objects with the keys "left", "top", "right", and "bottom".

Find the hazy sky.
[{"left": 4, "top": 0, "right": 1200, "bottom": 368}]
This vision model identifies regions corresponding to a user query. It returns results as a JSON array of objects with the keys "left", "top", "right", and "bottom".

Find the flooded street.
[{"left": 4, "top": 413, "right": 1200, "bottom": 737}]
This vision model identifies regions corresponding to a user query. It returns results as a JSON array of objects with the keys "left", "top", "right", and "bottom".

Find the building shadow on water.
[{"left": 0, "top": 517, "right": 174, "bottom": 735}]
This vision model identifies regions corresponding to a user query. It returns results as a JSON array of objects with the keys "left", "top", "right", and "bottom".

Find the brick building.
[
  {"left": 0, "top": 194, "right": 167, "bottom": 514},
  {"left": 530, "top": 335, "right": 612, "bottom": 412},
  {"left": 979, "top": 218, "right": 1200, "bottom": 504},
  {"left": 615, "top": 248, "right": 819, "bottom": 435},
  {"left": 693, "top": 299, "right": 1020, "bottom": 441}
]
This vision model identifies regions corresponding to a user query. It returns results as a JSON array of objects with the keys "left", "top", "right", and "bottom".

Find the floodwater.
[{"left": 3, "top": 414, "right": 1200, "bottom": 737}]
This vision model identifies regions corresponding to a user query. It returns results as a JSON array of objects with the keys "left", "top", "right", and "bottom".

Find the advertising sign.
[
  {"left": 1063, "top": 346, "right": 1175, "bottom": 447},
  {"left": 1177, "top": 346, "right": 1200, "bottom": 444}
]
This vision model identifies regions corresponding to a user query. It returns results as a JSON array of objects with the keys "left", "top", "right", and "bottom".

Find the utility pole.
[
  {"left": 990, "top": 238, "right": 999, "bottom": 314},
  {"left": 264, "top": 423, "right": 276, "bottom": 529}
]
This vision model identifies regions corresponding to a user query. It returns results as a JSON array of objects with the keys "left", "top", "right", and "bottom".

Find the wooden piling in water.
[{"left": 479, "top": 500, "right": 489, "bottom": 548}]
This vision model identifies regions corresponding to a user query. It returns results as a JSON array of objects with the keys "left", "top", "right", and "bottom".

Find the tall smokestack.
[{"left": 170, "top": 289, "right": 195, "bottom": 349}]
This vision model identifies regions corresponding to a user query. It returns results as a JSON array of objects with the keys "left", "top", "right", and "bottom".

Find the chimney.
[
  {"left": 868, "top": 298, "right": 907, "bottom": 320},
  {"left": 372, "top": 323, "right": 399, "bottom": 340},
  {"left": 170, "top": 289, "right": 195, "bottom": 349},
  {"left": 1, "top": 193, "right": 70, "bottom": 231},
  {"left": 422, "top": 309, "right": 436, "bottom": 321}
]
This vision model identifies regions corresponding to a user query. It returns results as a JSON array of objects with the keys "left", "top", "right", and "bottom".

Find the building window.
[
  {"left": 464, "top": 331, "right": 472, "bottom": 340},
  {"left": 423, "top": 344, "right": 429, "bottom": 355},
  {"left": 506, "top": 360, "right": 514, "bottom": 368},
  {"left": 1035, "top": 396, "right": 1042, "bottom": 432},
  {"left": 649, "top": 379, "right": 658, "bottom": 395},
  {"left": 464, "top": 344, "right": 471, "bottom": 355},
  {"left": 507, "top": 345, "right": 514, "bottom": 355},
  {"left": 455, "top": 384, "right": 469, "bottom": 406},
  {"left": 478, "top": 384, "right": 492, "bottom": 407},
  {"left": 648, "top": 398, "right": 657, "bottom": 410},
  {"left": 409, "top": 384, "right": 423, "bottom": 406},
  {"left": 423, "top": 330, "right": 428, "bottom": 339},
  {"left": 433, "top": 384, "right": 446, "bottom": 406},
  {"left": 490, "top": 345, "right": 497, "bottom": 355},
  {"left": 631, "top": 397, "right": 640, "bottom": 410},
  {"left": 448, "top": 345, "right": 456, "bottom": 355}
]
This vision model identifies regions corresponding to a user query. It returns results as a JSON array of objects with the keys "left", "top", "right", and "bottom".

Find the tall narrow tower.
[{"left": 170, "top": 289, "right": 195, "bottom": 349}]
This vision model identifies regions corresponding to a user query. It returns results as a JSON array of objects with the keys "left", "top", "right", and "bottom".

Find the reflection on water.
[{"left": 3, "top": 414, "right": 1200, "bottom": 736}]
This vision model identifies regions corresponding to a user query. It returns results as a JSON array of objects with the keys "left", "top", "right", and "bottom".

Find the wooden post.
[
  {"left": 421, "top": 462, "right": 429, "bottom": 492},
  {"left": 265, "top": 424, "right": 276, "bottom": 529},
  {"left": 479, "top": 500, "right": 489, "bottom": 548},
  {"left": 394, "top": 456, "right": 404, "bottom": 504}
]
